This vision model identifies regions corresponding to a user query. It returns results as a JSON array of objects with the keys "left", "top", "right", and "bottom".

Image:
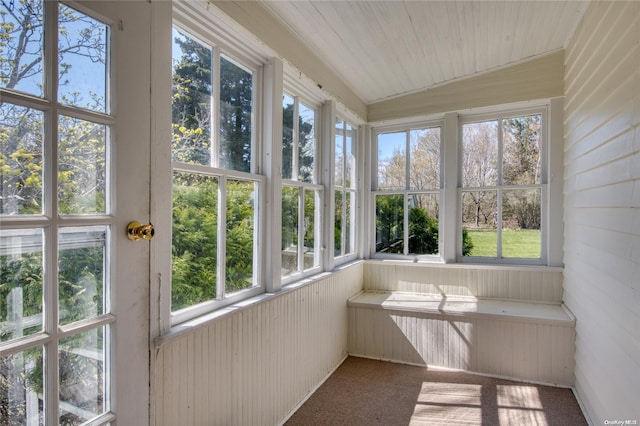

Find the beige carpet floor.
[{"left": 286, "top": 356, "right": 587, "bottom": 426}]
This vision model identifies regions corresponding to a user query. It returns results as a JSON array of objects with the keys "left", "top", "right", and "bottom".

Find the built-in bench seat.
[{"left": 348, "top": 290, "right": 576, "bottom": 387}]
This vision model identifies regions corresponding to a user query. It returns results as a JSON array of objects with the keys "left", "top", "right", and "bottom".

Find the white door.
[{"left": 0, "top": 1, "right": 151, "bottom": 424}]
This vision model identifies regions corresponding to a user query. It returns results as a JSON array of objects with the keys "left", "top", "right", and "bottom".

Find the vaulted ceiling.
[{"left": 259, "top": 1, "right": 590, "bottom": 105}]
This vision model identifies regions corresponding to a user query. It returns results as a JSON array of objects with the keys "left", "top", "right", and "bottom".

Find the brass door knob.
[{"left": 127, "top": 221, "right": 155, "bottom": 241}]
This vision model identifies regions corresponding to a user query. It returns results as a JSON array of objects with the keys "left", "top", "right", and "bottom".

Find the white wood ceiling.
[{"left": 259, "top": 1, "right": 589, "bottom": 104}]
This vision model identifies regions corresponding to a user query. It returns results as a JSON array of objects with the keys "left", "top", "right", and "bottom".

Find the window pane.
[
  {"left": 0, "top": 228, "right": 43, "bottom": 342},
  {"left": 171, "top": 28, "right": 212, "bottom": 166},
  {"left": 303, "top": 189, "right": 317, "bottom": 269},
  {"left": 409, "top": 127, "right": 440, "bottom": 190},
  {"left": 225, "top": 180, "right": 256, "bottom": 293},
  {"left": 58, "top": 226, "right": 106, "bottom": 325},
  {"left": 345, "top": 124, "right": 355, "bottom": 189},
  {"left": 462, "top": 190, "right": 497, "bottom": 257},
  {"left": 171, "top": 172, "right": 218, "bottom": 311},
  {"left": 503, "top": 115, "right": 541, "bottom": 185},
  {"left": 377, "top": 132, "right": 406, "bottom": 190},
  {"left": 334, "top": 189, "right": 343, "bottom": 257},
  {"left": 282, "top": 94, "right": 294, "bottom": 180},
  {"left": 58, "top": 116, "right": 107, "bottom": 215},
  {"left": 219, "top": 57, "right": 252, "bottom": 172},
  {"left": 281, "top": 186, "right": 298, "bottom": 276},
  {"left": 376, "top": 194, "right": 404, "bottom": 254},
  {"left": 59, "top": 326, "right": 107, "bottom": 424},
  {"left": 502, "top": 189, "right": 541, "bottom": 258},
  {"left": 298, "top": 103, "right": 315, "bottom": 183},
  {"left": 345, "top": 190, "right": 355, "bottom": 255},
  {"left": 0, "top": 0, "right": 44, "bottom": 97},
  {"left": 0, "top": 346, "right": 44, "bottom": 425},
  {"left": 408, "top": 193, "right": 439, "bottom": 255},
  {"left": 58, "top": 4, "right": 109, "bottom": 113},
  {"left": 0, "top": 104, "right": 44, "bottom": 215},
  {"left": 335, "top": 120, "right": 344, "bottom": 187},
  {"left": 462, "top": 121, "right": 498, "bottom": 187}
]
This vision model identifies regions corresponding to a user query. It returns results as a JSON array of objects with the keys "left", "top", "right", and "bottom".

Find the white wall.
[
  {"left": 363, "top": 262, "right": 564, "bottom": 303},
  {"left": 151, "top": 263, "right": 363, "bottom": 426},
  {"left": 368, "top": 51, "right": 565, "bottom": 122},
  {"left": 563, "top": 1, "right": 640, "bottom": 423}
]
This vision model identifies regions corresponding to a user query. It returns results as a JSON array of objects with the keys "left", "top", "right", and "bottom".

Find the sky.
[{"left": 1, "top": 1, "right": 108, "bottom": 113}]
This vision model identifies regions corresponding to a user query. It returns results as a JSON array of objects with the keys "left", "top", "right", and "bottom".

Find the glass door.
[{"left": 1, "top": 1, "right": 151, "bottom": 424}]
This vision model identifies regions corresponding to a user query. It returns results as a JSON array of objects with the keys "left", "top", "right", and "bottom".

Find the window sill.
[
  {"left": 153, "top": 261, "right": 364, "bottom": 348},
  {"left": 365, "top": 258, "right": 563, "bottom": 273}
]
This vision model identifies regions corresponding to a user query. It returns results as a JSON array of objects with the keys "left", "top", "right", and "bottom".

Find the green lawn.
[{"left": 466, "top": 229, "right": 540, "bottom": 258}]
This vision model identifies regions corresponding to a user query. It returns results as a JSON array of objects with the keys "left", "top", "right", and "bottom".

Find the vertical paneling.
[
  {"left": 348, "top": 305, "right": 575, "bottom": 387},
  {"left": 259, "top": 1, "right": 587, "bottom": 105},
  {"left": 563, "top": 1, "right": 640, "bottom": 423},
  {"left": 363, "top": 261, "right": 563, "bottom": 303},
  {"left": 152, "top": 263, "right": 363, "bottom": 425}
]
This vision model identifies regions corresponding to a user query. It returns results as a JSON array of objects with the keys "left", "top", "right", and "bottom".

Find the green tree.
[
  {"left": 503, "top": 116, "right": 541, "bottom": 230},
  {"left": 0, "top": 104, "right": 43, "bottom": 215},
  {"left": 408, "top": 207, "right": 438, "bottom": 254},
  {"left": 219, "top": 58, "right": 252, "bottom": 172},
  {"left": 1, "top": 2, "right": 109, "bottom": 416},
  {"left": 171, "top": 30, "right": 212, "bottom": 165},
  {"left": 462, "top": 121, "right": 498, "bottom": 228},
  {"left": 171, "top": 174, "right": 218, "bottom": 310},
  {"left": 282, "top": 101, "right": 314, "bottom": 181},
  {"left": 375, "top": 195, "right": 403, "bottom": 254}
]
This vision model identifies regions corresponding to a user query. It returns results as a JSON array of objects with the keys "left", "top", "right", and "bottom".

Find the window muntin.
[
  {"left": 334, "top": 119, "right": 356, "bottom": 259},
  {"left": 374, "top": 126, "right": 441, "bottom": 257},
  {"left": 281, "top": 93, "right": 320, "bottom": 279},
  {"left": 461, "top": 113, "right": 543, "bottom": 260},
  {"left": 170, "top": 25, "right": 261, "bottom": 318},
  {"left": 0, "top": 2, "right": 113, "bottom": 424}
]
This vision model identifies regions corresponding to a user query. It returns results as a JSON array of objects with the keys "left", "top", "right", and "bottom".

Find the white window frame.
[
  {"left": 333, "top": 116, "right": 358, "bottom": 265},
  {"left": 0, "top": 2, "right": 116, "bottom": 424},
  {"left": 367, "top": 100, "right": 562, "bottom": 267},
  {"left": 280, "top": 90, "right": 323, "bottom": 285},
  {"left": 166, "top": 7, "right": 267, "bottom": 327},
  {"left": 458, "top": 106, "right": 548, "bottom": 265},
  {"left": 370, "top": 120, "right": 444, "bottom": 262}
]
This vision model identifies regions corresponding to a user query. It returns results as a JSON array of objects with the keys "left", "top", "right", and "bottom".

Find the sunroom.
[{"left": 0, "top": 0, "right": 638, "bottom": 425}]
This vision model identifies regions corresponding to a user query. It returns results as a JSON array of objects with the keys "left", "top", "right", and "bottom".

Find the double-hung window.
[
  {"left": 334, "top": 118, "right": 357, "bottom": 261},
  {"left": 460, "top": 111, "right": 545, "bottom": 262},
  {"left": 281, "top": 93, "right": 321, "bottom": 280},
  {"left": 170, "top": 25, "right": 263, "bottom": 323},
  {"left": 373, "top": 125, "right": 441, "bottom": 259}
]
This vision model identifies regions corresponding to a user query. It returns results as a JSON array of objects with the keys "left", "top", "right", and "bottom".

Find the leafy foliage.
[{"left": 1, "top": 2, "right": 109, "bottom": 419}]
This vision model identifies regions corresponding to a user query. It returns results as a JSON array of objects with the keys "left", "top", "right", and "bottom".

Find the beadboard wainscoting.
[
  {"left": 150, "top": 260, "right": 577, "bottom": 424},
  {"left": 363, "top": 262, "right": 564, "bottom": 303},
  {"left": 350, "top": 262, "right": 575, "bottom": 387},
  {"left": 348, "top": 291, "right": 576, "bottom": 387},
  {"left": 151, "top": 262, "right": 363, "bottom": 426}
]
